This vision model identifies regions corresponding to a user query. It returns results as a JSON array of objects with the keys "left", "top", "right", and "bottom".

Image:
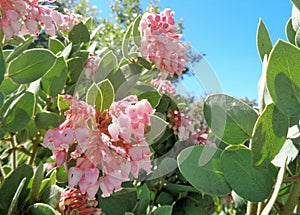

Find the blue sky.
[{"left": 90, "top": 0, "right": 292, "bottom": 100}]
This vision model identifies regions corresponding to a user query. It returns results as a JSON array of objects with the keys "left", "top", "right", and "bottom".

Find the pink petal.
[{"left": 68, "top": 167, "right": 84, "bottom": 187}]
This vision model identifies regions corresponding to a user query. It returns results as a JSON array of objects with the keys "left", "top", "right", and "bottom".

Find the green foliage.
[
  {"left": 0, "top": 165, "right": 33, "bottom": 214},
  {"left": 68, "top": 22, "right": 90, "bottom": 44},
  {"left": 221, "top": 147, "right": 276, "bottom": 202},
  {"left": 178, "top": 145, "right": 231, "bottom": 196},
  {"left": 267, "top": 40, "right": 300, "bottom": 116},
  {"left": 8, "top": 49, "right": 57, "bottom": 84},
  {"left": 257, "top": 19, "right": 273, "bottom": 60},
  {"left": 2, "top": 92, "right": 35, "bottom": 132},
  {"left": 1, "top": 1, "right": 300, "bottom": 214},
  {"left": 98, "top": 188, "right": 138, "bottom": 215},
  {"left": 251, "top": 103, "right": 289, "bottom": 167},
  {"left": 204, "top": 94, "right": 258, "bottom": 145}
]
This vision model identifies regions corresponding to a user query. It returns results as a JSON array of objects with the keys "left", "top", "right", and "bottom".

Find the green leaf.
[
  {"left": 133, "top": 16, "right": 142, "bottom": 47},
  {"left": 173, "top": 193, "right": 215, "bottom": 215},
  {"left": 145, "top": 114, "right": 168, "bottom": 143},
  {"left": 0, "top": 164, "right": 33, "bottom": 214},
  {"left": 27, "top": 203, "right": 57, "bottom": 215},
  {"left": 69, "top": 22, "right": 90, "bottom": 44},
  {"left": 5, "top": 37, "right": 33, "bottom": 63},
  {"left": 56, "top": 165, "right": 68, "bottom": 183},
  {"left": 98, "top": 188, "right": 138, "bottom": 215},
  {"left": 286, "top": 18, "right": 296, "bottom": 45},
  {"left": 134, "top": 184, "right": 150, "bottom": 215},
  {"left": 40, "top": 185, "right": 62, "bottom": 209},
  {"left": 156, "top": 191, "right": 174, "bottom": 205},
  {"left": 2, "top": 92, "right": 35, "bottom": 132},
  {"left": 178, "top": 145, "right": 231, "bottom": 196},
  {"left": 7, "top": 178, "right": 27, "bottom": 215},
  {"left": 256, "top": 19, "right": 272, "bottom": 60},
  {"left": 98, "top": 79, "right": 114, "bottom": 112},
  {"left": 138, "top": 90, "right": 161, "bottom": 108},
  {"left": 30, "top": 163, "right": 45, "bottom": 203},
  {"left": 204, "top": 94, "right": 258, "bottom": 145},
  {"left": 95, "top": 50, "right": 118, "bottom": 81},
  {"left": 0, "top": 77, "right": 19, "bottom": 95},
  {"left": 252, "top": 103, "right": 289, "bottom": 166},
  {"left": 57, "top": 94, "right": 71, "bottom": 112},
  {"left": 154, "top": 205, "right": 173, "bottom": 215},
  {"left": 122, "top": 23, "right": 133, "bottom": 58},
  {"left": 266, "top": 40, "right": 300, "bottom": 116},
  {"left": 0, "top": 48, "right": 5, "bottom": 85},
  {"left": 41, "top": 56, "right": 67, "bottom": 96},
  {"left": 8, "top": 49, "right": 56, "bottom": 84},
  {"left": 49, "top": 38, "right": 65, "bottom": 55},
  {"left": 86, "top": 83, "right": 103, "bottom": 111},
  {"left": 35, "top": 112, "right": 61, "bottom": 130},
  {"left": 221, "top": 147, "right": 276, "bottom": 202},
  {"left": 67, "top": 51, "right": 90, "bottom": 84}
]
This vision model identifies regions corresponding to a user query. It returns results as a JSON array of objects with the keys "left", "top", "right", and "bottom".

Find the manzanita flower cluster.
[
  {"left": 58, "top": 188, "right": 103, "bottom": 215},
  {"left": 139, "top": 8, "right": 186, "bottom": 77},
  {"left": 151, "top": 72, "right": 176, "bottom": 97},
  {"left": 0, "top": 0, "right": 81, "bottom": 39},
  {"left": 43, "top": 95, "right": 154, "bottom": 198}
]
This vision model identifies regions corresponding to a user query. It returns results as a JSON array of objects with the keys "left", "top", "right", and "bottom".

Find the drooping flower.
[
  {"left": 43, "top": 95, "right": 154, "bottom": 198},
  {"left": 58, "top": 188, "right": 104, "bottom": 215},
  {"left": 151, "top": 72, "right": 176, "bottom": 96},
  {"left": 139, "top": 8, "right": 186, "bottom": 77},
  {"left": 0, "top": 0, "right": 81, "bottom": 39}
]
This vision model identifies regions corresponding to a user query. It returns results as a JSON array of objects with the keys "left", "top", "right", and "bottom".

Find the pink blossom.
[
  {"left": 43, "top": 95, "right": 154, "bottom": 198},
  {"left": 0, "top": 0, "right": 81, "bottom": 39},
  {"left": 151, "top": 72, "right": 177, "bottom": 96},
  {"left": 84, "top": 54, "right": 100, "bottom": 81},
  {"left": 139, "top": 8, "right": 186, "bottom": 77}
]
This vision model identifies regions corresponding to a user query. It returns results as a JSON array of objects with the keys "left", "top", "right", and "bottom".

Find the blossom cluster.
[
  {"left": 0, "top": 0, "right": 81, "bottom": 39},
  {"left": 58, "top": 188, "right": 103, "bottom": 215},
  {"left": 43, "top": 95, "right": 154, "bottom": 198},
  {"left": 167, "top": 109, "right": 214, "bottom": 145},
  {"left": 84, "top": 54, "right": 100, "bottom": 81},
  {"left": 151, "top": 72, "right": 176, "bottom": 97},
  {"left": 139, "top": 8, "right": 186, "bottom": 77}
]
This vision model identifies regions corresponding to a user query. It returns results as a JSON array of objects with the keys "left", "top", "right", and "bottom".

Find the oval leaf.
[
  {"left": 8, "top": 49, "right": 56, "bottom": 84},
  {"left": 267, "top": 40, "right": 300, "bottom": 116},
  {"left": 286, "top": 18, "right": 296, "bottom": 45},
  {"left": 41, "top": 56, "right": 67, "bottom": 96},
  {"left": 252, "top": 103, "right": 289, "bottom": 166},
  {"left": 86, "top": 83, "right": 103, "bottom": 111},
  {"left": 257, "top": 19, "right": 273, "bottom": 61},
  {"left": 35, "top": 112, "right": 61, "bottom": 130},
  {"left": 221, "top": 147, "right": 276, "bottom": 202},
  {"left": 98, "top": 188, "right": 138, "bottom": 215},
  {"left": 27, "top": 203, "right": 57, "bottom": 215},
  {"left": 177, "top": 145, "right": 231, "bottom": 196},
  {"left": 49, "top": 37, "right": 65, "bottom": 55},
  {"left": 97, "top": 79, "right": 114, "bottom": 112},
  {"left": 95, "top": 50, "right": 118, "bottom": 82},
  {"left": 2, "top": 92, "right": 35, "bottom": 132},
  {"left": 204, "top": 94, "right": 258, "bottom": 145},
  {"left": 69, "top": 22, "right": 90, "bottom": 44}
]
